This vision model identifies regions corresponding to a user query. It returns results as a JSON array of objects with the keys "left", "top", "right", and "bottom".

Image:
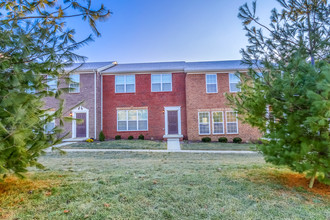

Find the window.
[
  {"left": 47, "top": 75, "right": 57, "bottom": 92},
  {"left": 117, "top": 109, "right": 148, "bottom": 131},
  {"left": 206, "top": 74, "right": 218, "bottom": 93},
  {"left": 212, "top": 111, "right": 224, "bottom": 134},
  {"left": 26, "top": 82, "right": 36, "bottom": 94},
  {"left": 226, "top": 111, "right": 238, "bottom": 134},
  {"left": 69, "top": 74, "right": 80, "bottom": 93},
  {"left": 198, "top": 112, "right": 210, "bottom": 134},
  {"left": 229, "top": 73, "right": 241, "bottom": 92},
  {"left": 44, "top": 111, "right": 55, "bottom": 134},
  {"left": 151, "top": 74, "right": 172, "bottom": 92},
  {"left": 115, "top": 75, "right": 135, "bottom": 93}
]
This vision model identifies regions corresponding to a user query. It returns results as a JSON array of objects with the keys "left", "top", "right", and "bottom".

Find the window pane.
[
  {"left": 230, "top": 83, "right": 240, "bottom": 92},
  {"left": 128, "top": 110, "right": 137, "bottom": 120},
  {"left": 213, "top": 123, "right": 224, "bottom": 134},
  {"left": 115, "top": 75, "right": 125, "bottom": 84},
  {"left": 227, "top": 112, "right": 237, "bottom": 122},
  {"left": 162, "top": 74, "right": 172, "bottom": 83},
  {"left": 229, "top": 73, "right": 240, "bottom": 83},
  {"left": 70, "top": 74, "right": 80, "bottom": 83},
  {"left": 47, "top": 75, "right": 57, "bottom": 91},
  {"left": 227, "top": 123, "right": 238, "bottom": 133},
  {"left": 126, "top": 84, "right": 135, "bottom": 93},
  {"left": 128, "top": 121, "right": 137, "bottom": 130},
  {"left": 138, "top": 120, "right": 148, "bottom": 130},
  {"left": 199, "top": 124, "right": 209, "bottom": 134},
  {"left": 117, "top": 110, "right": 126, "bottom": 121},
  {"left": 138, "top": 109, "right": 148, "bottom": 120},
  {"left": 45, "top": 121, "right": 55, "bottom": 133},
  {"left": 207, "top": 84, "right": 217, "bottom": 93},
  {"left": 199, "top": 112, "right": 209, "bottom": 123},
  {"left": 151, "top": 74, "right": 161, "bottom": 83},
  {"left": 118, "top": 121, "right": 127, "bottom": 131},
  {"left": 152, "top": 83, "right": 161, "bottom": 92},
  {"left": 162, "top": 83, "right": 171, "bottom": 91},
  {"left": 126, "top": 75, "right": 135, "bottom": 84},
  {"left": 116, "top": 85, "right": 125, "bottom": 93},
  {"left": 206, "top": 74, "right": 216, "bottom": 83},
  {"left": 213, "top": 112, "right": 223, "bottom": 122}
]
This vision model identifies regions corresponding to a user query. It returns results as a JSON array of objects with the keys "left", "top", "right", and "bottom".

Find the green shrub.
[
  {"left": 115, "top": 135, "right": 121, "bottom": 140},
  {"left": 128, "top": 136, "right": 134, "bottom": 140},
  {"left": 218, "top": 137, "right": 228, "bottom": 143},
  {"left": 233, "top": 137, "right": 242, "bottom": 143},
  {"left": 99, "top": 131, "right": 105, "bottom": 141},
  {"left": 138, "top": 134, "right": 144, "bottom": 140},
  {"left": 201, "top": 137, "right": 211, "bottom": 142}
]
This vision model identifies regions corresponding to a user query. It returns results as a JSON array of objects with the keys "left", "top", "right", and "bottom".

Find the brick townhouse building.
[{"left": 44, "top": 60, "right": 262, "bottom": 142}]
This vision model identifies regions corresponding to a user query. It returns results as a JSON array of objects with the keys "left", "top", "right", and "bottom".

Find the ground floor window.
[
  {"left": 117, "top": 109, "right": 148, "bottom": 131},
  {"left": 198, "top": 112, "right": 210, "bottom": 135},
  {"left": 226, "top": 111, "right": 238, "bottom": 134},
  {"left": 44, "top": 111, "right": 55, "bottom": 134},
  {"left": 212, "top": 111, "right": 224, "bottom": 134}
]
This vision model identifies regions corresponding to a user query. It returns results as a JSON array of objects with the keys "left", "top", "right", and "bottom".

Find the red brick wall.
[
  {"left": 185, "top": 73, "right": 261, "bottom": 142},
  {"left": 102, "top": 73, "right": 187, "bottom": 140}
]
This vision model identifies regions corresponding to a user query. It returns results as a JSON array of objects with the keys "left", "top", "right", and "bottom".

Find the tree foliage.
[
  {"left": 227, "top": 0, "right": 329, "bottom": 187},
  {"left": 0, "top": 0, "right": 110, "bottom": 178}
]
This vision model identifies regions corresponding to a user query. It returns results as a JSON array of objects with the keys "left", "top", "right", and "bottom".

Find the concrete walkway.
[{"left": 47, "top": 148, "right": 257, "bottom": 154}]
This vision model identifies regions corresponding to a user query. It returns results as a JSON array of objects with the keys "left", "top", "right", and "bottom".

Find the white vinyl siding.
[
  {"left": 115, "top": 75, "right": 135, "bottom": 93},
  {"left": 229, "top": 73, "right": 241, "bottom": 92},
  {"left": 151, "top": 74, "right": 172, "bottom": 92},
  {"left": 206, "top": 74, "right": 218, "bottom": 93},
  {"left": 212, "top": 111, "right": 224, "bottom": 134},
  {"left": 47, "top": 75, "right": 57, "bottom": 92},
  {"left": 69, "top": 74, "right": 80, "bottom": 93},
  {"left": 117, "top": 109, "right": 148, "bottom": 131},
  {"left": 198, "top": 112, "right": 210, "bottom": 135},
  {"left": 226, "top": 111, "right": 238, "bottom": 134}
]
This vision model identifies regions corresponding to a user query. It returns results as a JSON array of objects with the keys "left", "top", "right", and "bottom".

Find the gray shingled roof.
[
  {"left": 185, "top": 60, "right": 249, "bottom": 72},
  {"left": 101, "top": 60, "right": 255, "bottom": 74},
  {"left": 64, "top": 61, "right": 114, "bottom": 72},
  {"left": 102, "top": 61, "right": 186, "bottom": 73}
]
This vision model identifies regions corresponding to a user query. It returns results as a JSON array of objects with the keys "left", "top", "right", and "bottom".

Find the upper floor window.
[
  {"left": 226, "top": 111, "right": 238, "bottom": 134},
  {"left": 206, "top": 74, "right": 218, "bottom": 93},
  {"left": 115, "top": 75, "right": 135, "bottom": 93},
  {"left": 198, "top": 112, "right": 210, "bottom": 135},
  {"left": 229, "top": 73, "right": 241, "bottom": 92},
  {"left": 151, "top": 74, "right": 172, "bottom": 92},
  {"left": 47, "top": 75, "right": 57, "bottom": 92},
  {"left": 26, "top": 82, "right": 36, "bottom": 94},
  {"left": 69, "top": 74, "right": 80, "bottom": 93},
  {"left": 117, "top": 109, "right": 148, "bottom": 131}
]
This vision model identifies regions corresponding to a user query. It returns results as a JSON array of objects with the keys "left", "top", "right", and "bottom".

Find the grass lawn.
[
  {"left": 62, "top": 140, "right": 167, "bottom": 150},
  {"left": 1, "top": 152, "right": 329, "bottom": 219},
  {"left": 181, "top": 141, "right": 257, "bottom": 151}
]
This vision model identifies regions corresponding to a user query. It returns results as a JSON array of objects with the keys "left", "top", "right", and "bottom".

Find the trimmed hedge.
[
  {"left": 138, "top": 134, "right": 144, "bottom": 140},
  {"left": 128, "top": 136, "right": 134, "bottom": 140},
  {"left": 115, "top": 135, "right": 121, "bottom": 140},
  {"left": 233, "top": 137, "right": 242, "bottom": 143},
  {"left": 218, "top": 137, "right": 228, "bottom": 143},
  {"left": 201, "top": 137, "right": 211, "bottom": 142}
]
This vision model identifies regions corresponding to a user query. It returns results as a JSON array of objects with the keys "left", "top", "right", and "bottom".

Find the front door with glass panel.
[
  {"left": 167, "top": 110, "right": 179, "bottom": 134},
  {"left": 76, "top": 113, "right": 87, "bottom": 137}
]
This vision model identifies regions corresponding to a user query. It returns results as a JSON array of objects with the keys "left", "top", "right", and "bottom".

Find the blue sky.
[{"left": 71, "top": 0, "right": 279, "bottom": 63}]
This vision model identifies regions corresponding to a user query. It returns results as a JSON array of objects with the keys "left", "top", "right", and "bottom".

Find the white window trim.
[
  {"left": 205, "top": 74, "right": 218, "bottom": 93},
  {"left": 226, "top": 111, "right": 239, "bottom": 134},
  {"left": 69, "top": 73, "right": 80, "bottom": 93},
  {"left": 71, "top": 106, "right": 89, "bottom": 138},
  {"left": 198, "top": 111, "right": 211, "bottom": 135},
  {"left": 117, "top": 109, "right": 148, "bottom": 131},
  {"left": 151, "top": 74, "right": 172, "bottom": 92},
  {"left": 212, "top": 111, "right": 225, "bottom": 134},
  {"left": 115, "top": 75, "right": 135, "bottom": 93},
  {"left": 164, "top": 106, "right": 182, "bottom": 136},
  {"left": 229, "top": 73, "right": 241, "bottom": 93}
]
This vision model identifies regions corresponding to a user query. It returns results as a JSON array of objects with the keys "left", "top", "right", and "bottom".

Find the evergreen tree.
[
  {"left": 0, "top": 0, "right": 110, "bottom": 178},
  {"left": 227, "top": 0, "right": 329, "bottom": 188}
]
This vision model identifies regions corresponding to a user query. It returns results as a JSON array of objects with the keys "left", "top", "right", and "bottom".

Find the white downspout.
[
  {"left": 94, "top": 70, "right": 97, "bottom": 139},
  {"left": 101, "top": 73, "right": 103, "bottom": 131}
]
